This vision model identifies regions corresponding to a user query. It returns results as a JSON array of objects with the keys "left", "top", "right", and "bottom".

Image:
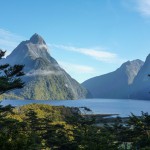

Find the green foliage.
[
  {"left": 9, "top": 104, "right": 75, "bottom": 122},
  {"left": 2, "top": 73, "right": 88, "bottom": 100},
  {"left": 127, "top": 112, "right": 150, "bottom": 149},
  {"left": 0, "top": 49, "right": 24, "bottom": 95},
  {"left": 19, "top": 75, "right": 87, "bottom": 100},
  {"left": 1, "top": 103, "right": 150, "bottom": 149}
]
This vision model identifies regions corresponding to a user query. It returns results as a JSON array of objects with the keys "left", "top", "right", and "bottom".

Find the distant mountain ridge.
[
  {"left": 82, "top": 59, "right": 144, "bottom": 99},
  {"left": 1, "top": 33, "right": 89, "bottom": 100}
]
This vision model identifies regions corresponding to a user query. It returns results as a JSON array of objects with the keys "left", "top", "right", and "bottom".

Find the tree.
[
  {"left": 0, "top": 49, "right": 24, "bottom": 95},
  {"left": 128, "top": 112, "right": 150, "bottom": 149},
  {"left": 0, "top": 49, "right": 26, "bottom": 149}
]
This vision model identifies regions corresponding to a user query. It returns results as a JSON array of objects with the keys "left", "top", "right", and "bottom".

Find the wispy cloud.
[
  {"left": 26, "top": 69, "right": 62, "bottom": 76},
  {"left": 58, "top": 61, "right": 95, "bottom": 74},
  {"left": 0, "top": 28, "right": 25, "bottom": 55},
  {"left": 25, "top": 63, "right": 95, "bottom": 83},
  {"left": 123, "top": 0, "right": 150, "bottom": 17},
  {"left": 49, "top": 44, "right": 124, "bottom": 63},
  {"left": 136, "top": 0, "right": 150, "bottom": 16}
]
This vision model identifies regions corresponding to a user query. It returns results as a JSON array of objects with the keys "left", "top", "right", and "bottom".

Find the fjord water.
[{"left": 1, "top": 99, "right": 150, "bottom": 117}]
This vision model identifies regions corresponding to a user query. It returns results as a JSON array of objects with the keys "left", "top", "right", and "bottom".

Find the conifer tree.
[{"left": 0, "top": 49, "right": 24, "bottom": 95}]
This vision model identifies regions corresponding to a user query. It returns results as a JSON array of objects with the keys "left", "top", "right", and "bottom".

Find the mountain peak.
[
  {"left": 29, "top": 33, "right": 46, "bottom": 45},
  {"left": 120, "top": 59, "right": 144, "bottom": 69},
  {"left": 5, "top": 33, "right": 51, "bottom": 68},
  {"left": 2, "top": 34, "right": 88, "bottom": 100}
]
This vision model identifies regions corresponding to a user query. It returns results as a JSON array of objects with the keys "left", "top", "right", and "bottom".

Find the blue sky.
[{"left": 0, "top": 0, "right": 150, "bottom": 83}]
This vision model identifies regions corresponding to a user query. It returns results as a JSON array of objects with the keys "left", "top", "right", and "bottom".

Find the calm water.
[{"left": 1, "top": 99, "right": 150, "bottom": 117}]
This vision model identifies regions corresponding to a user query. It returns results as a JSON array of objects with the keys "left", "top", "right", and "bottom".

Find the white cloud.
[
  {"left": 123, "top": 0, "right": 150, "bottom": 17},
  {"left": 58, "top": 61, "right": 95, "bottom": 74},
  {"left": 38, "top": 44, "right": 48, "bottom": 49},
  {"left": 0, "top": 28, "right": 25, "bottom": 55},
  {"left": 136, "top": 0, "right": 150, "bottom": 16},
  {"left": 26, "top": 69, "right": 62, "bottom": 76},
  {"left": 25, "top": 63, "right": 95, "bottom": 83},
  {"left": 49, "top": 44, "right": 124, "bottom": 63}
]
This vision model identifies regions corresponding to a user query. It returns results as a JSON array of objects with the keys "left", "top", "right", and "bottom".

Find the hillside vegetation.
[{"left": 0, "top": 103, "right": 150, "bottom": 150}]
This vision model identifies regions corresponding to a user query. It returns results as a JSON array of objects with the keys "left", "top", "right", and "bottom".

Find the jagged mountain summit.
[
  {"left": 82, "top": 60, "right": 144, "bottom": 99},
  {"left": 4, "top": 33, "right": 56, "bottom": 71},
  {"left": 1, "top": 33, "right": 89, "bottom": 100}
]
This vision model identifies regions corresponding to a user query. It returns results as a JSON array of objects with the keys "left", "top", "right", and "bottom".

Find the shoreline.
[{"left": 82, "top": 113, "right": 130, "bottom": 125}]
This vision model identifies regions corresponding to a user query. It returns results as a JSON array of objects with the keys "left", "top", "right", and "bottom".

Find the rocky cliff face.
[
  {"left": 131, "top": 54, "right": 150, "bottom": 99},
  {"left": 1, "top": 33, "right": 88, "bottom": 100},
  {"left": 82, "top": 60, "right": 144, "bottom": 99}
]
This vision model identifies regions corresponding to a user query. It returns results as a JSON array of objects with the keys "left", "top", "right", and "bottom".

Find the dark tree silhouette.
[{"left": 0, "top": 49, "right": 24, "bottom": 95}]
